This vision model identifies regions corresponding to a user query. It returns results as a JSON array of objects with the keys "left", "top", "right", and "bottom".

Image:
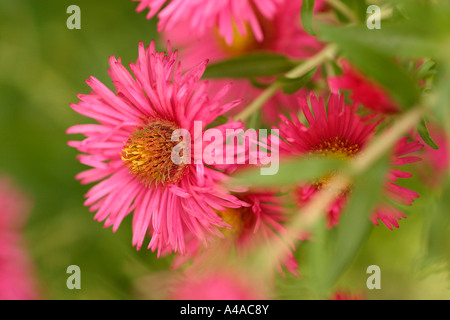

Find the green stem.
[
  {"left": 235, "top": 44, "right": 338, "bottom": 122},
  {"left": 251, "top": 105, "right": 425, "bottom": 276},
  {"left": 324, "top": 0, "right": 359, "bottom": 23}
]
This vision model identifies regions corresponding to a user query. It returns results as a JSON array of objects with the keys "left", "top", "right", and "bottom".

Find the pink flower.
[
  {"left": 0, "top": 176, "right": 38, "bottom": 300},
  {"left": 170, "top": 191, "right": 299, "bottom": 276},
  {"left": 170, "top": 270, "right": 266, "bottom": 300},
  {"left": 415, "top": 124, "right": 449, "bottom": 187},
  {"left": 0, "top": 234, "right": 39, "bottom": 300},
  {"left": 328, "top": 60, "right": 400, "bottom": 114},
  {"left": 67, "top": 41, "right": 248, "bottom": 255},
  {"left": 277, "top": 93, "right": 423, "bottom": 229},
  {"left": 0, "top": 176, "right": 31, "bottom": 231},
  {"left": 331, "top": 290, "right": 364, "bottom": 300},
  {"left": 134, "top": 0, "right": 286, "bottom": 45},
  {"left": 160, "top": 1, "right": 325, "bottom": 124}
]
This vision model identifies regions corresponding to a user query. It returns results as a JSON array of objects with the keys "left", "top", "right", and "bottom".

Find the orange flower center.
[
  {"left": 215, "top": 207, "right": 254, "bottom": 237},
  {"left": 121, "top": 120, "right": 186, "bottom": 186},
  {"left": 215, "top": 10, "right": 276, "bottom": 57},
  {"left": 311, "top": 136, "right": 360, "bottom": 159},
  {"left": 310, "top": 137, "right": 360, "bottom": 190}
]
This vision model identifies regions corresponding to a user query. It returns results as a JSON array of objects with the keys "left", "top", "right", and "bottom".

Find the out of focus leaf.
[
  {"left": 431, "top": 66, "right": 450, "bottom": 128},
  {"left": 423, "top": 182, "right": 450, "bottom": 269},
  {"left": 319, "top": 24, "right": 420, "bottom": 109},
  {"left": 277, "top": 67, "right": 316, "bottom": 94},
  {"left": 414, "top": 60, "right": 436, "bottom": 84},
  {"left": 249, "top": 77, "right": 271, "bottom": 89},
  {"left": 334, "top": 0, "right": 366, "bottom": 22},
  {"left": 418, "top": 119, "right": 439, "bottom": 150},
  {"left": 304, "top": 155, "right": 388, "bottom": 297},
  {"left": 324, "top": 155, "right": 388, "bottom": 289},
  {"left": 202, "top": 53, "right": 296, "bottom": 79},
  {"left": 319, "top": 24, "right": 438, "bottom": 60},
  {"left": 301, "top": 0, "right": 316, "bottom": 36},
  {"left": 232, "top": 157, "right": 346, "bottom": 187}
]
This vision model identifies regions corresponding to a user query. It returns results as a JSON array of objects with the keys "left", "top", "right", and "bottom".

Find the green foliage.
[
  {"left": 202, "top": 52, "right": 297, "bottom": 79},
  {"left": 417, "top": 119, "right": 439, "bottom": 150},
  {"left": 318, "top": 24, "right": 420, "bottom": 109},
  {"left": 299, "top": 155, "right": 388, "bottom": 298},
  {"left": 233, "top": 156, "right": 345, "bottom": 187},
  {"left": 278, "top": 68, "right": 317, "bottom": 94},
  {"left": 301, "top": 0, "right": 316, "bottom": 36}
]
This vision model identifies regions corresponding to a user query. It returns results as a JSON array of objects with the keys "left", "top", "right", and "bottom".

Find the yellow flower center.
[
  {"left": 215, "top": 207, "right": 254, "bottom": 237},
  {"left": 121, "top": 120, "right": 186, "bottom": 186},
  {"left": 215, "top": 11, "right": 275, "bottom": 57},
  {"left": 310, "top": 137, "right": 360, "bottom": 190}
]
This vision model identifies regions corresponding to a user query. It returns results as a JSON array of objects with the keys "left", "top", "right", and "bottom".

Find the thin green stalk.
[
  {"left": 324, "top": 0, "right": 359, "bottom": 23},
  {"left": 235, "top": 44, "right": 338, "bottom": 122},
  {"left": 249, "top": 105, "right": 425, "bottom": 277}
]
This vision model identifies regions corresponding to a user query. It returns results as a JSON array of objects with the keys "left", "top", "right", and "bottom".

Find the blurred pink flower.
[
  {"left": 170, "top": 270, "right": 266, "bottom": 300},
  {"left": 0, "top": 176, "right": 31, "bottom": 231},
  {"left": 328, "top": 60, "right": 400, "bottom": 114},
  {"left": 331, "top": 290, "right": 364, "bottom": 300},
  {"left": 277, "top": 93, "right": 423, "bottom": 229},
  {"left": 0, "top": 176, "right": 38, "bottom": 300},
  {"left": 134, "top": 0, "right": 286, "bottom": 45},
  {"left": 170, "top": 191, "right": 299, "bottom": 276},
  {"left": 67, "top": 41, "right": 248, "bottom": 255},
  {"left": 0, "top": 234, "right": 38, "bottom": 300},
  {"left": 416, "top": 123, "right": 449, "bottom": 187},
  {"left": 160, "top": 1, "right": 326, "bottom": 123}
]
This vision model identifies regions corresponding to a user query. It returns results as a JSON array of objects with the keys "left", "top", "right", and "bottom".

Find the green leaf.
[
  {"left": 301, "top": 0, "right": 316, "bottom": 36},
  {"left": 334, "top": 0, "right": 366, "bottom": 22},
  {"left": 319, "top": 24, "right": 420, "bottom": 109},
  {"left": 249, "top": 77, "right": 271, "bottom": 89},
  {"left": 424, "top": 182, "right": 450, "bottom": 267},
  {"left": 324, "top": 154, "right": 389, "bottom": 289},
  {"left": 277, "top": 67, "right": 316, "bottom": 94},
  {"left": 320, "top": 24, "right": 437, "bottom": 59},
  {"left": 430, "top": 65, "right": 450, "bottom": 129},
  {"left": 232, "top": 156, "right": 346, "bottom": 187},
  {"left": 414, "top": 60, "right": 436, "bottom": 83},
  {"left": 418, "top": 119, "right": 439, "bottom": 150},
  {"left": 202, "top": 53, "right": 296, "bottom": 79}
]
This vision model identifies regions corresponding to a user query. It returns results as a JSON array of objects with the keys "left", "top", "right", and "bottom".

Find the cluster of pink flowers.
[{"left": 67, "top": 0, "right": 442, "bottom": 299}]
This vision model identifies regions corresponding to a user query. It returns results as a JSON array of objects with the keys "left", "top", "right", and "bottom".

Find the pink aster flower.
[
  {"left": 0, "top": 176, "right": 38, "bottom": 300},
  {"left": 169, "top": 191, "right": 298, "bottom": 276},
  {"left": 134, "top": 0, "right": 287, "bottom": 45},
  {"left": 170, "top": 270, "right": 266, "bottom": 300},
  {"left": 67, "top": 41, "right": 249, "bottom": 255},
  {"left": 277, "top": 92, "right": 423, "bottom": 229},
  {"left": 328, "top": 60, "right": 401, "bottom": 114},
  {"left": 161, "top": 1, "right": 326, "bottom": 123}
]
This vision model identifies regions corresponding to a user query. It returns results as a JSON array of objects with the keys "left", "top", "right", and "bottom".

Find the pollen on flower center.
[
  {"left": 215, "top": 10, "right": 275, "bottom": 57},
  {"left": 121, "top": 119, "right": 186, "bottom": 187},
  {"left": 215, "top": 207, "right": 254, "bottom": 237},
  {"left": 310, "top": 137, "right": 360, "bottom": 191},
  {"left": 311, "top": 136, "right": 360, "bottom": 159}
]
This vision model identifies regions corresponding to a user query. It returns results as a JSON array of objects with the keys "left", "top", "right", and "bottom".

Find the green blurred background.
[{"left": 0, "top": 0, "right": 448, "bottom": 299}]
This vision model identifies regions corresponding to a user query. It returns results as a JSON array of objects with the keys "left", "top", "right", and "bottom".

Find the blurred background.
[{"left": 0, "top": 0, "right": 448, "bottom": 299}]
